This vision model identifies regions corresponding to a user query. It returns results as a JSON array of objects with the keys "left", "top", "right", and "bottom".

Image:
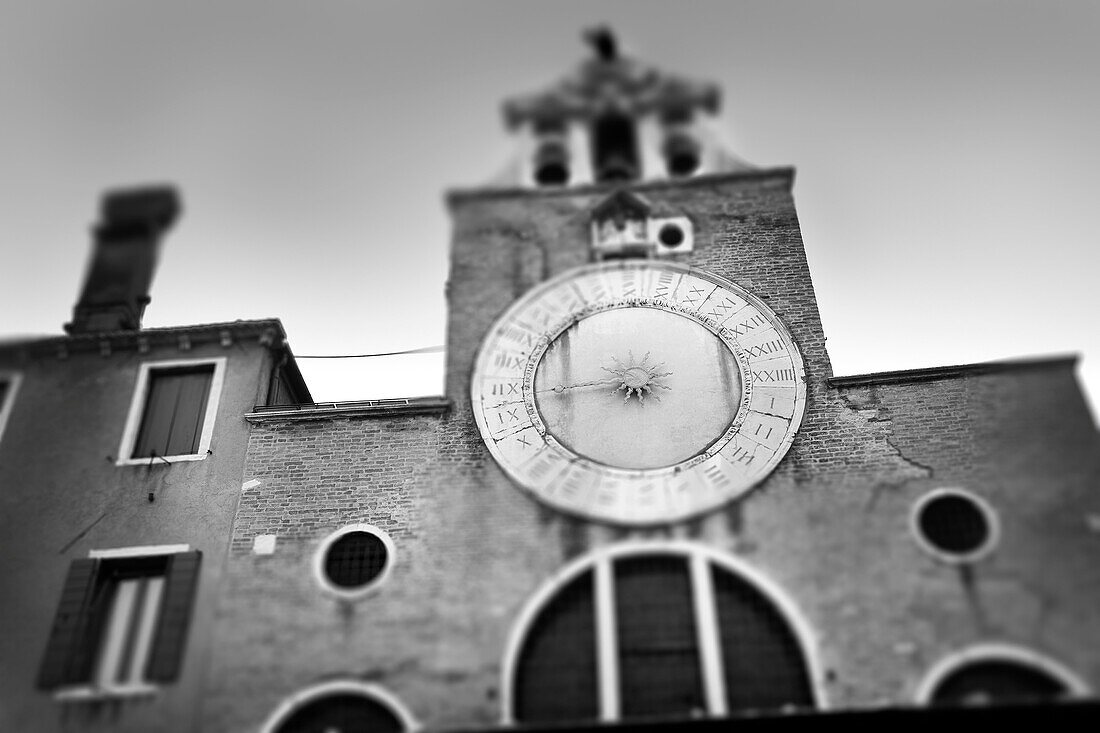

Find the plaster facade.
[{"left": 0, "top": 321, "right": 303, "bottom": 732}]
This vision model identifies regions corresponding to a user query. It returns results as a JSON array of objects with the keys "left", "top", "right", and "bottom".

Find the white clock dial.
[{"left": 471, "top": 260, "right": 807, "bottom": 525}]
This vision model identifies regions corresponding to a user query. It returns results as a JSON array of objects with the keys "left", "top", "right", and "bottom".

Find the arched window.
[
  {"left": 261, "top": 681, "right": 417, "bottom": 733},
  {"left": 505, "top": 543, "right": 820, "bottom": 723},
  {"left": 917, "top": 644, "right": 1089, "bottom": 707}
]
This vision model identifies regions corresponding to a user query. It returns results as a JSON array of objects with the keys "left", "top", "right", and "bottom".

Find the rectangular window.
[
  {"left": 117, "top": 358, "right": 226, "bottom": 465},
  {"left": 133, "top": 366, "right": 214, "bottom": 458},
  {"left": 37, "top": 547, "right": 201, "bottom": 695}
]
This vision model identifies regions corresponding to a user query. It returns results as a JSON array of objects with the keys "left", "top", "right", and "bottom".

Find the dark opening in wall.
[
  {"left": 274, "top": 693, "right": 404, "bottom": 733},
  {"left": 592, "top": 112, "right": 640, "bottom": 183},
  {"left": 323, "top": 531, "right": 388, "bottom": 589},
  {"left": 534, "top": 141, "right": 570, "bottom": 186},
  {"left": 664, "top": 132, "right": 701, "bottom": 177},
  {"left": 658, "top": 223, "right": 685, "bottom": 248},
  {"left": 911, "top": 489, "right": 998, "bottom": 562},
  {"left": 930, "top": 661, "right": 1070, "bottom": 706}
]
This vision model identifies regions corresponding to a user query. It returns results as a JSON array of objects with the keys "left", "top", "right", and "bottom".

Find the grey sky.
[{"left": 1, "top": 1, "right": 1097, "bottom": 415}]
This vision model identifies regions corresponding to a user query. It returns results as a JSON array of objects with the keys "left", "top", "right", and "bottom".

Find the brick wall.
[{"left": 203, "top": 173, "right": 1100, "bottom": 730}]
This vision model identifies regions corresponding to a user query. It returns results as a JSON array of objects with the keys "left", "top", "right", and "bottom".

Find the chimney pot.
[{"left": 65, "top": 185, "right": 181, "bottom": 335}]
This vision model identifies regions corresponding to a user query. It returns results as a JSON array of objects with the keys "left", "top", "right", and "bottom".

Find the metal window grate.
[
  {"left": 514, "top": 570, "right": 599, "bottom": 723},
  {"left": 615, "top": 555, "right": 705, "bottom": 719},
  {"left": 712, "top": 564, "right": 815, "bottom": 713},
  {"left": 323, "top": 532, "right": 388, "bottom": 589}
]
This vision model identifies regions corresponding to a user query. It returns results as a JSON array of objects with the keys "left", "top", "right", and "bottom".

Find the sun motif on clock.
[
  {"left": 547, "top": 351, "right": 672, "bottom": 402},
  {"left": 471, "top": 260, "right": 807, "bottom": 525},
  {"left": 603, "top": 351, "right": 672, "bottom": 403}
]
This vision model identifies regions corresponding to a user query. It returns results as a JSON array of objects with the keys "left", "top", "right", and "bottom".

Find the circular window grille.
[
  {"left": 315, "top": 525, "right": 394, "bottom": 598},
  {"left": 911, "top": 489, "right": 999, "bottom": 563}
]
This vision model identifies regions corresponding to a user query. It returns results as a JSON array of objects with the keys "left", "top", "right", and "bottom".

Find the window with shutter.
[
  {"left": 133, "top": 366, "right": 214, "bottom": 458},
  {"left": 37, "top": 548, "right": 202, "bottom": 696},
  {"left": 117, "top": 358, "right": 226, "bottom": 466},
  {"left": 0, "top": 371, "right": 21, "bottom": 446}
]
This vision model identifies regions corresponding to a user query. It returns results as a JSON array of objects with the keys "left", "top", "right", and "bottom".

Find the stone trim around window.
[
  {"left": 498, "top": 540, "right": 828, "bottom": 724},
  {"left": 115, "top": 357, "right": 226, "bottom": 466},
  {"left": 259, "top": 679, "right": 419, "bottom": 733},
  {"left": 312, "top": 524, "right": 397, "bottom": 602},
  {"left": 914, "top": 642, "right": 1092, "bottom": 704},
  {"left": 909, "top": 487, "right": 1001, "bottom": 564}
]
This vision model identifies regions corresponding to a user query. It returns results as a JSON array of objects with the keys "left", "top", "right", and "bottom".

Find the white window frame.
[
  {"left": 313, "top": 524, "right": 396, "bottom": 601},
  {"left": 910, "top": 487, "right": 1001, "bottom": 564},
  {"left": 116, "top": 357, "right": 226, "bottom": 466},
  {"left": 259, "top": 679, "right": 419, "bottom": 733},
  {"left": 0, "top": 370, "right": 22, "bottom": 447},
  {"left": 54, "top": 544, "right": 192, "bottom": 701},
  {"left": 499, "top": 540, "right": 827, "bottom": 724},
  {"left": 914, "top": 642, "right": 1091, "bottom": 704}
]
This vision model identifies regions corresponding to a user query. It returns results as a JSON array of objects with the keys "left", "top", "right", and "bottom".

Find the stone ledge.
[
  {"left": 829, "top": 354, "right": 1078, "bottom": 389},
  {"left": 247, "top": 396, "right": 451, "bottom": 422}
]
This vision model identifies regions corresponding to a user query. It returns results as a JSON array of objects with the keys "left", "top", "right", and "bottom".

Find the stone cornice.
[
  {"left": 828, "top": 355, "right": 1079, "bottom": 388},
  {"left": 246, "top": 396, "right": 451, "bottom": 422},
  {"left": 445, "top": 167, "right": 796, "bottom": 207}
]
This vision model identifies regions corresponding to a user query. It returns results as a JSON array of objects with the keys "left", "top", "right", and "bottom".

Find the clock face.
[{"left": 471, "top": 260, "right": 806, "bottom": 525}]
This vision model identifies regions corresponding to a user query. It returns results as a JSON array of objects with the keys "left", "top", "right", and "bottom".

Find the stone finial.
[{"left": 584, "top": 26, "right": 618, "bottom": 62}]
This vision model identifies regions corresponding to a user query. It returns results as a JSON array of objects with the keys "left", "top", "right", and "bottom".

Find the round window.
[
  {"left": 315, "top": 525, "right": 394, "bottom": 598},
  {"left": 911, "top": 489, "right": 999, "bottom": 563}
]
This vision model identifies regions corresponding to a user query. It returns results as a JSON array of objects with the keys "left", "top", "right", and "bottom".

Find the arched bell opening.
[
  {"left": 663, "top": 132, "right": 701, "bottom": 177},
  {"left": 592, "top": 112, "right": 641, "bottom": 184},
  {"left": 533, "top": 140, "right": 570, "bottom": 187}
]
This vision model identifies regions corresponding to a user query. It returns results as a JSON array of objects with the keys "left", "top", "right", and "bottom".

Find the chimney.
[{"left": 65, "top": 186, "right": 181, "bottom": 334}]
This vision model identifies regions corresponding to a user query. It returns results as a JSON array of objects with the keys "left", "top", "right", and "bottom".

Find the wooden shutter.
[
  {"left": 133, "top": 366, "right": 214, "bottom": 458},
  {"left": 145, "top": 550, "right": 202, "bottom": 681},
  {"left": 36, "top": 558, "right": 99, "bottom": 689}
]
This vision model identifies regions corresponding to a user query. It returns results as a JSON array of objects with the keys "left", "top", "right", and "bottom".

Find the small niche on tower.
[{"left": 592, "top": 112, "right": 640, "bottom": 184}]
